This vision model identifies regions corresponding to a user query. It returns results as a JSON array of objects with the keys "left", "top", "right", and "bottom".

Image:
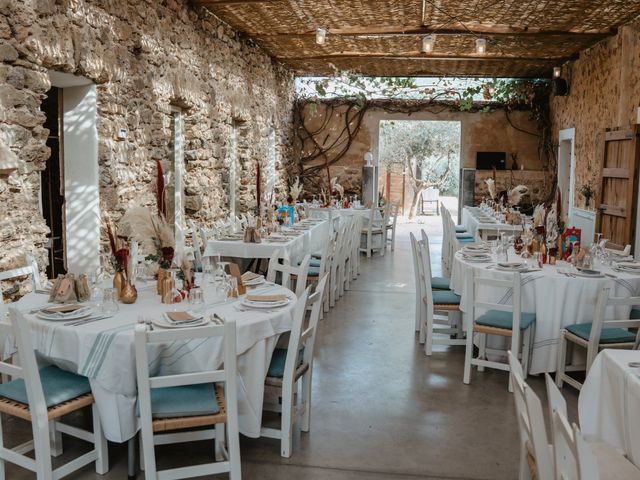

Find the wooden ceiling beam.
[
  {"left": 192, "top": 0, "right": 274, "bottom": 6},
  {"left": 250, "top": 24, "right": 615, "bottom": 38},
  {"left": 278, "top": 53, "right": 571, "bottom": 63}
]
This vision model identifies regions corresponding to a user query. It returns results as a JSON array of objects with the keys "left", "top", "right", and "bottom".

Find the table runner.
[
  {"left": 10, "top": 282, "right": 297, "bottom": 442},
  {"left": 450, "top": 251, "right": 640, "bottom": 374}
]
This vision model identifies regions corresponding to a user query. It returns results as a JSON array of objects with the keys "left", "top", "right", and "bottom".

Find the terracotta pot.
[{"left": 120, "top": 282, "right": 138, "bottom": 304}]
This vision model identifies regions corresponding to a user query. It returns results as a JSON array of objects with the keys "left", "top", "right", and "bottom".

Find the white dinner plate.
[
  {"left": 573, "top": 271, "right": 604, "bottom": 278},
  {"left": 153, "top": 316, "right": 207, "bottom": 329},
  {"left": 241, "top": 298, "right": 290, "bottom": 309},
  {"left": 35, "top": 307, "right": 93, "bottom": 322}
]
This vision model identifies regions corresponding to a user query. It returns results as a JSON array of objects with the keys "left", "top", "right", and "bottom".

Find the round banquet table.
[
  {"left": 450, "top": 250, "right": 640, "bottom": 374},
  {"left": 8, "top": 280, "right": 297, "bottom": 443}
]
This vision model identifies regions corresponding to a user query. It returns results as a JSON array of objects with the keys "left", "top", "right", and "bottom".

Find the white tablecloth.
[
  {"left": 11, "top": 282, "right": 297, "bottom": 442},
  {"left": 580, "top": 349, "right": 640, "bottom": 467},
  {"left": 450, "top": 253, "right": 640, "bottom": 374},
  {"left": 462, "top": 207, "right": 523, "bottom": 239},
  {"left": 203, "top": 219, "right": 330, "bottom": 262}
]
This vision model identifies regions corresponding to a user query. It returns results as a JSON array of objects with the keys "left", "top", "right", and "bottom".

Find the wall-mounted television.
[{"left": 476, "top": 151, "right": 506, "bottom": 170}]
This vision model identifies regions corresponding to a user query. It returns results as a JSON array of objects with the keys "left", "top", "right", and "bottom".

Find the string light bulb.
[
  {"left": 316, "top": 27, "right": 326, "bottom": 45},
  {"left": 553, "top": 66, "right": 562, "bottom": 78},
  {"left": 421, "top": 35, "right": 435, "bottom": 53},
  {"left": 475, "top": 38, "right": 487, "bottom": 54}
]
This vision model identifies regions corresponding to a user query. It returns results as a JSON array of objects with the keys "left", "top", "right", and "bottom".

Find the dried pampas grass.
[
  {"left": 484, "top": 178, "right": 496, "bottom": 200},
  {"left": 507, "top": 185, "right": 529, "bottom": 206},
  {"left": 290, "top": 176, "right": 302, "bottom": 203},
  {"left": 119, "top": 207, "right": 174, "bottom": 254}
]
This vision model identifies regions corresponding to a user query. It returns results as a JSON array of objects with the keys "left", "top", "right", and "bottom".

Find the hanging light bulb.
[
  {"left": 553, "top": 66, "right": 562, "bottom": 78},
  {"left": 316, "top": 27, "right": 326, "bottom": 45},
  {"left": 421, "top": 35, "right": 435, "bottom": 53},
  {"left": 475, "top": 38, "right": 487, "bottom": 54}
]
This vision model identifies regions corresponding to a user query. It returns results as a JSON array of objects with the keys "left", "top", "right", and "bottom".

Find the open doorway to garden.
[{"left": 378, "top": 120, "right": 461, "bottom": 220}]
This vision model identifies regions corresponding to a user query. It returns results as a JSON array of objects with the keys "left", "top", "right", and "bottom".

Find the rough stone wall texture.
[
  {"left": 0, "top": 0, "right": 295, "bottom": 283},
  {"left": 474, "top": 170, "right": 554, "bottom": 207},
  {"left": 550, "top": 22, "right": 640, "bottom": 208},
  {"left": 297, "top": 101, "right": 549, "bottom": 204}
]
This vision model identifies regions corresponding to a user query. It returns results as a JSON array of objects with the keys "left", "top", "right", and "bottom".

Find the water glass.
[
  {"left": 226, "top": 277, "right": 238, "bottom": 301},
  {"left": 189, "top": 287, "right": 205, "bottom": 313},
  {"left": 533, "top": 252, "right": 542, "bottom": 269},
  {"left": 101, "top": 288, "right": 119, "bottom": 316}
]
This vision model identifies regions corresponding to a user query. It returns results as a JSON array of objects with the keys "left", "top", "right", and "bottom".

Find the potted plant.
[{"left": 578, "top": 182, "right": 595, "bottom": 209}]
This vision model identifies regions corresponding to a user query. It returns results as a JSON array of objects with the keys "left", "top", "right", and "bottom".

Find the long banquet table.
[
  {"left": 203, "top": 218, "right": 330, "bottom": 262},
  {"left": 9, "top": 281, "right": 297, "bottom": 442},
  {"left": 462, "top": 206, "right": 524, "bottom": 240},
  {"left": 450, "top": 250, "right": 640, "bottom": 374},
  {"left": 580, "top": 349, "right": 640, "bottom": 468}
]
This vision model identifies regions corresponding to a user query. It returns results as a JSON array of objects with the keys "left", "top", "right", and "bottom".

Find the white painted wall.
[{"left": 62, "top": 84, "right": 100, "bottom": 274}]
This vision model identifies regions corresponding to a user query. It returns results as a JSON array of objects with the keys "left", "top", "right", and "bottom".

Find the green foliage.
[{"left": 379, "top": 120, "right": 460, "bottom": 195}]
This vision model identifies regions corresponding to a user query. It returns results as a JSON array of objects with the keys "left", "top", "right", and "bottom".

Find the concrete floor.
[{"left": 3, "top": 217, "right": 579, "bottom": 479}]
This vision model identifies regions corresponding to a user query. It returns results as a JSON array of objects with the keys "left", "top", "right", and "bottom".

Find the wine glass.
[{"left": 189, "top": 287, "right": 205, "bottom": 314}]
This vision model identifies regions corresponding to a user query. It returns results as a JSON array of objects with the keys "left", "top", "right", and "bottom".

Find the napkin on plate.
[
  {"left": 42, "top": 304, "right": 85, "bottom": 314},
  {"left": 241, "top": 272, "right": 262, "bottom": 282},
  {"left": 165, "top": 311, "right": 201, "bottom": 324},
  {"left": 245, "top": 294, "right": 288, "bottom": 303}
]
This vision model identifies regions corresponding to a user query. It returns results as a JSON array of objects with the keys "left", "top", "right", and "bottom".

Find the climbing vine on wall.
[{"left": 294, "top": 73, "right": 555, "bottom": 199}]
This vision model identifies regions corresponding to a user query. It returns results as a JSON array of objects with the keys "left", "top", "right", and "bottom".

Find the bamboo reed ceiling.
[{"left": 192, "top": 0, "right": 640, "bottom": 77}]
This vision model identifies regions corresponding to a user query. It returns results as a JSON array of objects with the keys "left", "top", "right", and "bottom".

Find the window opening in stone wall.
[
  {"left": 266, "top": 128, "right": 277, "bottom": 201},
  {"left": 378, "top": 120, "right": 461, "bottom": 220},
  {"left": 40, "top": 87, "right": 66, "bottom": 278},
  {"left": 169, "top": 106, "right": 185, "bottom": 244},
  {"left": 228, "top": 121, "right": 239, "bottom": 218}
]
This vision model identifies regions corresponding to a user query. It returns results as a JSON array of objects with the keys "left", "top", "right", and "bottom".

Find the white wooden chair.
[
  {"left": 360, "top": 205, "right": 387, "bottom": 258},
  {"left": 267, "top": 250, "right": 311, "bottom": 299},
  {"left": 556, "top": 287, "right": 640, "bottom": 391},
  {"left": 329, "top": 221, "right": 348, "bottom": 307},
  {"left": 261, "top": 275, "right": 327, "bottom": 457},
  {"left": 134, "top": 319, "right": 241, "bottom": 480},
  {"left": 463, "top": 270, "right": 536, "bottom": 391},
  {"left": 413, "top": 233, "right": 464, "bottom": 354},
  {"left": 340, "top": 216, "right": 357, "bottom": 295},
  {"left": 385, "top": 202, "right": 400, "bottom": 252},
  {"left": 507, "top": 352, "right": 554, "bottom": 480},
  {"left": 350, "top": 214, "right": 364, "bottom": 280},
  {"left": 0, "top": 307, "right": 109, "bottom": 479}
]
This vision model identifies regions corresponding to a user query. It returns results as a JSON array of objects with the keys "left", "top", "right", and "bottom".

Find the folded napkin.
[
  {"left": 241, "top": 272, "right": 262, "bottom": 282},
  {"left": 166, "top": 311, "right": 200, "bottom": 324},
  {"left": 245, "top": 294, "right": 288, "bottom": 303},
  {"left": 42, "top": 304, "right": 85, "bottom": 314}
]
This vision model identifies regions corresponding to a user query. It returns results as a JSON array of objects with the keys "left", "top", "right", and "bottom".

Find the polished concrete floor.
[{"left": 3, "top": 219, "right": 579, "bottom": 479}]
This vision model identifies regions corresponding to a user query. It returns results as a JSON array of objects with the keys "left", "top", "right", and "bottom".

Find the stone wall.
[
  {"left": 0, "top": 0, "right": 295, "bottom": 283},
  {"left": 297, "top": 101, "right": 549, "bottom": 207},
  {"left": 550, "top": 22, "right": 640, "bottom": 208}
]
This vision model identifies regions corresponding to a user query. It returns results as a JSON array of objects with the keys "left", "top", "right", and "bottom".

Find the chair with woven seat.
[
  {"left": 508, "top": 352, "right": 553, "bottom": 480},
  {"left": 413, "top": 233, "right": 464, "bottom": 354},
  {"left": 267, "top": 250, "right": 311, "bottom": 299},
  {"left": 556, "top": 287, "right": 640, "bottom": 391},
  {"left": 0, "top": 307, "right": 108, "bottom": 479},
  {"left": 464, "top": 270, "right": 536, "bottom": 390},
  {"left": 360, "top": 204, "right": 388, "bottom": 258},
  {"left": 384, "top": 202, "right": 400, "bottom": 252},
  {"left": 134, "top": 319, "right": 240, "bottom": 479},
  {"left": 261, "top": 275, "right": 327, "bottom": 457}
]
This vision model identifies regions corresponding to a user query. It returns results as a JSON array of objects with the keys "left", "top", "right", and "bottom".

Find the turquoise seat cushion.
[
  {"left": 299, "top": 259, "right": 321, "bottom": 268},
  {"left": 267, "top": 348, "right": 304, "bottom": 378},
  {"left": 566, "top": 323, "right": 636, "bottom": 344},
  {"left": 459, "top": 238, "right": 476, "bottom": 243},
  {"left": 456, "top": 234, "right": 474, "bottom": 240},
  {"left": 432, "top": 290, "right": 461, "bottom": 305},
  {"left": 431, "top": 276, "right": 451, "bottom": 290},
  {"left": 455, "top": 226, "right": 467, "bottom": 233},
  {"left": 0, "top": 365, "right": 91, "bottom": 408},
  {"left": 307, "top": 266, "right": 321, "bottom": 277},
  {"left": 630, "top": 308, "right": 640, "bottom": 320},
  {"left": 148, "top": 384, "right": 220, "bottom": 418},
  {"left": 476, "top": 310, "right": 536, "bottom": 330}
]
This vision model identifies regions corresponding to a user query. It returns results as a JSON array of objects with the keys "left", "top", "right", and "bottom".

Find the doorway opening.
[
  {"left": 41, "top": 87, "right": 65, "bottom": 278},
  {"left": 378, "top": 120, "right": 461, "bottom": 219}
]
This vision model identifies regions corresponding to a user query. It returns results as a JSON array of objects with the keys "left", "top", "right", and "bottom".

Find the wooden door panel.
[{"left": 596, "top": 126, "right": 640, "bottom": 248}]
